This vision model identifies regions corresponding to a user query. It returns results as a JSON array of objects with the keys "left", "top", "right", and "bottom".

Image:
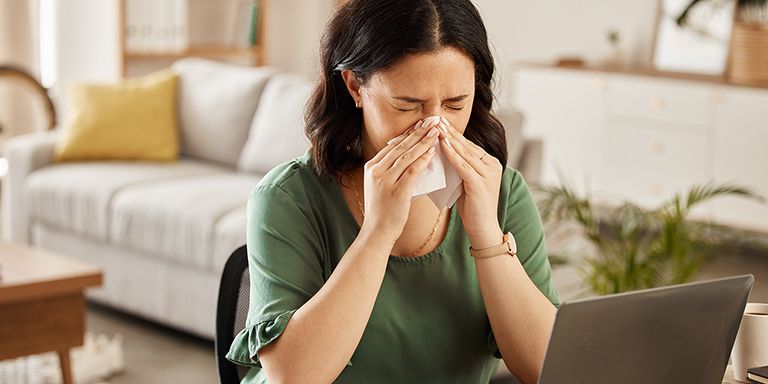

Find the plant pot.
[{"left": 728, "top": 22, "right": 768, "bottom": 83}]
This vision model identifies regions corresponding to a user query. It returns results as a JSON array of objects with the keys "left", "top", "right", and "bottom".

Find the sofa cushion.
[
  {"left": 496, "top": 108, "right": 526, "bottom": 168},
  {"left": 26, "top": 159, "right": 225, "bottom": 241},
  {"left": 54, "top": 70, "right": 180, "bottom": 162},
  {"left": 237, "top": 73, "right": 313, "bottom": 174},
  {"left": 109, "top": 173, "right": 260, "bottom": 271},
  {"left": 212, "top": 207, "right": 247, "bottom": 272},
  {"left": 171, "top": 58, "right": 278, "bottom": 167}
]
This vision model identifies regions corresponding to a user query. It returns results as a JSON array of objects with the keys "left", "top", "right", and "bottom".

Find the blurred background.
[{"left": 0, "top": 0, "right": 767, "bottom": 383}]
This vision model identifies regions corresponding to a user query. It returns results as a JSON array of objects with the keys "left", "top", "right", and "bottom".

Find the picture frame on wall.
[{"left": 652, "top": 0, "right": 737, "bottom": 76}]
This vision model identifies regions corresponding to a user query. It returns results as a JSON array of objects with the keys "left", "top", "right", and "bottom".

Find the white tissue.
[
  {"left": 411, "top": 116, "right": 464, "bottom": 208},
  {"left": 425, "top": 144, "right": 463, "bottom": 208}
]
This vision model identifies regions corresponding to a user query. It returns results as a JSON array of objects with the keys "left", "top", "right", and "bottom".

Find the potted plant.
[
  {"left": 536, "top": 181, "right": 765, "bottom": 295},
  {"left": 677, "top": 0, "right": 767, "bottom": 26},
  {"left": 678, "top": 0, "right": 768, "bottom": 83}
]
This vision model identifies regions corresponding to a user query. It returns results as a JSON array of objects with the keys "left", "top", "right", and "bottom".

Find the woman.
[{"left": 226, "top": 0, "right": 559, "bottom": 383}]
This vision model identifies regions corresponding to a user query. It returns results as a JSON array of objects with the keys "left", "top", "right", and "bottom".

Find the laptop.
[{"left": 538, "top": 275, "right": 754, "bottom": 384}]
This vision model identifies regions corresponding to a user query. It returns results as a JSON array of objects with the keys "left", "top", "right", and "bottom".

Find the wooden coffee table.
[{"left": 0, "top": 242, "right": 102, "bottom": 384}]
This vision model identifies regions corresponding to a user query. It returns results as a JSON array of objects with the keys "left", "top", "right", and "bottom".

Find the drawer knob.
[
  {"left": 593, "top": 77, "right": 606, "bottom": 91},
  {"left": 713, "top": 90, "right": 727, "bottom": 103},
  {"left": 649, "top": 96, "right": 665, "bottom": 111},
  {"left": 649, "top": 140, "right": 664, "bottom": 154}
]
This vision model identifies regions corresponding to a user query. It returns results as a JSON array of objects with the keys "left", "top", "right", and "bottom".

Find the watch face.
[{"left": 506, "top": 232, "right": 517, "bottom": 253}]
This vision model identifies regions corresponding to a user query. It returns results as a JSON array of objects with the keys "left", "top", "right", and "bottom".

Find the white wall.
[
  {"left": 264, "top": 0, "right": 336, "bottom": 78},
  {"left": 473, "top": 0, "right": 658, "bottom": 106},
  {"left": 48, "top": 0, "right": 121, "bottom": 84},
  {"left": 41, "top": 0, "right": 659, "bottom": 115},
  {"left": 47, "top": 0, "right": 333, "bottom": 85},
  {"left": 0, "top": 0, "right": 43, "bottom": 142},
  {"left": 45, "top": 0, "right": 121, "bottom": 124},
  {"left": 266, "top": 0, "right": 659, "bottom": 106}
]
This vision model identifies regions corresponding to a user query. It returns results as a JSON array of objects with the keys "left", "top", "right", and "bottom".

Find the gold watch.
[{"left": 469, "top": 232, "right": 517, "bottom": 259}]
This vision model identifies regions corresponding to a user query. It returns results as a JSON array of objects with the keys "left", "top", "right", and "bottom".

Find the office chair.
[{"left": 215, "top": 245, "right": 251, "bottom": 384}]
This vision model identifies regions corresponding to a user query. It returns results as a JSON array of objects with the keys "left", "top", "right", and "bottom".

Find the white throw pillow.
[
  {"left": 237, "top": 73, "right": 313, "bottom": 174},
  {"left": 496, "top": 108, "right": 526, "bottom": 168},
  {"left": 171, "top": 58, "right": 278, "bottom": 166}
]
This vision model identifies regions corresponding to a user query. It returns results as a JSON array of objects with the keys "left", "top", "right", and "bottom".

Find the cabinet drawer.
[
  {"left": 601, "top": 123, "right": 710, "bottom": 209},
  {"left": 605, "top": 76, "right": 714, "bottom": 128}
]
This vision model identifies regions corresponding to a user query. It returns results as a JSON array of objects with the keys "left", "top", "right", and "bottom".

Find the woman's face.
[{"left": 343, "top": 47, "right": 476, "bottom": 161}]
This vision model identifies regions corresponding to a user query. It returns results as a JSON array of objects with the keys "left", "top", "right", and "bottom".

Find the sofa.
[{"left": 2, "top": 58, "right": 542, "bottom": 341}]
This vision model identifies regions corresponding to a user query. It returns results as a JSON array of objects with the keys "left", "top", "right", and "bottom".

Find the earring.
[{"left": 355, "top": 100, "right": 361, "bottom": 108}]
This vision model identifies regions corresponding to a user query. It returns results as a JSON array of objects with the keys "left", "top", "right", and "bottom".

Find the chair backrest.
[{"left": 215, "top": 245, "right": 251, "bottom": 384}]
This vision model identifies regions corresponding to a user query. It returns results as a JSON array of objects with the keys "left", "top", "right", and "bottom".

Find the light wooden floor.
[{"left": 86, "top": 304, "right": 217, "bottom": 384}]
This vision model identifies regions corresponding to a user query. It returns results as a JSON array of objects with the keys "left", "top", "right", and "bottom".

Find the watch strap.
[{"left": 469, "top": 232, "right": 517, "bottom": 259}]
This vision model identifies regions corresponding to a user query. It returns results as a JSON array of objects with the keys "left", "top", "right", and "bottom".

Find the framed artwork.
[{"left": 652, "top": 0, "right": 737, "bottom": 76}]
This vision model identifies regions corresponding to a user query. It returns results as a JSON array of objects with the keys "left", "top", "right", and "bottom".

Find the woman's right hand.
[{"left": 359, "top": 118, "right": 441, "bottom": 243}]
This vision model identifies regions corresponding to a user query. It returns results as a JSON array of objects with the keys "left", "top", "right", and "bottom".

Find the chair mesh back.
[
  {"left": 216, "top": 245, "right": 252, "bottom": 384},
  {"left": 234, "top": 268, "right": 251, "bottom": 381}
]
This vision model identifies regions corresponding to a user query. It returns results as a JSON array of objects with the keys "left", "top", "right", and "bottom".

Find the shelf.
[
  {"left": 124, "top": 45, "right": 261, "bottom": 61},
  {"left": 521, "top": 62, "right": 768, "bottom": 91},
  {"left": 119, "top": 0, "right": 268, "bottom": 76}
]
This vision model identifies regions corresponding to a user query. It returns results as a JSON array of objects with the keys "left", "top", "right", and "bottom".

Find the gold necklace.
[{"left": 350, "top": 173, "right": 442, "bottom": 257}]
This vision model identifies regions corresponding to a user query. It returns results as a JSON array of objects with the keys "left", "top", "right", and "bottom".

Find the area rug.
[{"left": 0, "top": 333, "right": 124, "bottom": 384}]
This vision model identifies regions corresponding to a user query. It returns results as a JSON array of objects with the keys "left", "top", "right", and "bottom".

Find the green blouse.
[{"left": 226, "top": 150, "right": 560, "bottom": 383}]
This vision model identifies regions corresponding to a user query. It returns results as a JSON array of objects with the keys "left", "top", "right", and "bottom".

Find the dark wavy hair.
[{"left": 305, "top": 0, "right": 506, "bottom": 179}]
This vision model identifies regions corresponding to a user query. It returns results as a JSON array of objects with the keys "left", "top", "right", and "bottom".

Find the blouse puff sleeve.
[
  {"left": 486, "top": 168, "right": 561, "bottom": 358},
  {"left": 226, "top": 184, "right": 332, "bottom": 368}
]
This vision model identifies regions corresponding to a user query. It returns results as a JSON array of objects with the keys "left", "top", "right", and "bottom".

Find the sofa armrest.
[
  {"left": 517, "top": 138, "right": 543, "bottom": 186},
  {"left": 2, "top": 130, "right": 59, "bottom": 243}
]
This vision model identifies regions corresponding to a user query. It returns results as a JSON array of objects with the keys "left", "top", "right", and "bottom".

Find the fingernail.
[
  {"left": 427, "top": 127, "right": 438, "bottom": 137},
  {"left": 427, "top": 146, "right": 436, "bottom": 154},
  {"left": 387, "top": 137, "right": 400, "bottom": 145},
  {"left": 415, "top": 120, "right": 423, "bottom": 128},
  {"left": 438, "top": 122, "right": 448, "bottom": 133},
  {"left": 441, "top": 116, "right": 450, "bottom": 126},
  {"left": 443, "top": 137, "right": 452, "bottom": 148},
  {"left": 421, "top": 119, "right": 431, "bottom": 129}
]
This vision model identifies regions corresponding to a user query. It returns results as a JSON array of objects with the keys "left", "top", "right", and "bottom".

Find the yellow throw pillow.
[{"left": 54, "top": 70, "right": 179, "bottom": 162}]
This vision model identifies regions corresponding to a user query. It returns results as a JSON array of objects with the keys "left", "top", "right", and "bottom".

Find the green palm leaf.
[{"left": 538, "top": 179, "right": 765, "bottom": 296}]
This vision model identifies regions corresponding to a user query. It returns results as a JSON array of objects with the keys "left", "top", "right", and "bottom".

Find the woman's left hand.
[{"left": 437, "top": 117, "right": 504, "bottom": 250}]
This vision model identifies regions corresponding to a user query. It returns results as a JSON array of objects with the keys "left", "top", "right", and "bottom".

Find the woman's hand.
[
  {"left": 360, "top": 118, "right": 441, "bottom": 243},
  {"left": 437, "top": 117, "right": 504, "bottom": 249}
]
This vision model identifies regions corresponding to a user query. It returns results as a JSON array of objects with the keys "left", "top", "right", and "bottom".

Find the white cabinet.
[
  {"left": 710, "top": 87, "right": 768, "bottom": 230},
  {"left": 516, "top": 68, "right": 604, "bottom": 188},
  {"left": 599, "top": 74, "right": 714, "bottom": 217},
  {"left": 515, "top": 65, "right": 768, "bottom": 232},
  {"left": 603, "top": 76, "right": 714, "bottom": 128},
  {"left": 602, "top": 122, "right": 710, "bottom": 209}
]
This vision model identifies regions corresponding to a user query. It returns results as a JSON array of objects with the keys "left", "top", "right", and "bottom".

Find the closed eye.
[
  {"left": 391, "top": 94, "right": 469, "bottom": 112},
  {"left": 394, "top": 104, "right": 463, "bottom": 112}
]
